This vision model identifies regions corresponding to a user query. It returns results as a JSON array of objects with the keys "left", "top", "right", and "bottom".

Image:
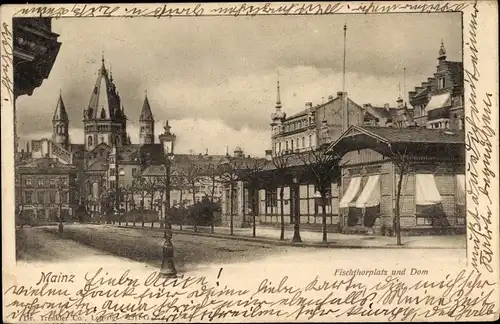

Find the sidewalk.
[{"left": 115, "top": 222, "right": 466, "bottom": 249}]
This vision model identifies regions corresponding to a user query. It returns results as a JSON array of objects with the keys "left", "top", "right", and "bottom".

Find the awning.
[
  {"left": 456, "top": 174, "right": 466, "bottom": 206},
  {"left": 425, "top": 92, "right": 451, "bottom": 112},
  {"left": 415, "top": 174, "right": 442, "bottom": 205},
  {"left": 339, "top": 177, "right": 362, "bottom": 208},
  {"left": 355, "top": 175, "right": 381, "bottom": 208}
]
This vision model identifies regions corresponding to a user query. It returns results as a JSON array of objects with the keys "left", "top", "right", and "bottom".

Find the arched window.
[{"left": 88, "top": 136, "right": 93, "bottom": 147}]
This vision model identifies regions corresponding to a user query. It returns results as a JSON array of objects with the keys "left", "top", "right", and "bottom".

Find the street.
[{"left": 16, "top": 224, "right": 466, "bottom": 275}]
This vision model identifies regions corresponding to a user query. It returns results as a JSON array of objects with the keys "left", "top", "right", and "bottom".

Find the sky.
[{"left": 16, "top": 13, "right": 462, "bottom": 157}]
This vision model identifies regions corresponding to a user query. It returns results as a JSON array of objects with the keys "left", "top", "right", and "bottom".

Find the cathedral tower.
[
  {"left": 139, "top": 93, "right": 155, "bottom": 145},
  {"left": 52, "top": 92, "right": 69, "bottom": 149},
  {"left": 83, "top": 56, "right": 129, "bottom": 151}
]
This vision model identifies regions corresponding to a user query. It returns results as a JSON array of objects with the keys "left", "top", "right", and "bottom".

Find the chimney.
[
  {"left": 225, "top": 145, "right": 229, "bottom": 156},
  {"left": 328, "top": 95, "right": 334, "bottom": 100},
  {"left": 26, "top": 141, "right": 30, "bottom": 152},
  {"left": 384, "top": 103, "right": 390, "bottom": 111},
  {"left": 265, "top": 149, "right": 272, "bottom": 160},
  {"left": 305, "top": 102, "right": 313, "bottom": 109},
  {"left": 205, "top": 148, "right": 208, "bottom": 155}
]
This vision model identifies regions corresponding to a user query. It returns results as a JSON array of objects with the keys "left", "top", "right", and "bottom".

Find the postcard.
[{"left": 1, "top": 1, "right": 499, "bottom": 322}]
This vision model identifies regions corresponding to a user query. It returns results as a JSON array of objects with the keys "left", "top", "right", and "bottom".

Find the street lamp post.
[
  {"left": 159, "top": 120, "right": 177, "bottom": 278},
  {"left": 291, "top": 176, "right": 302, "bottom": 243}
]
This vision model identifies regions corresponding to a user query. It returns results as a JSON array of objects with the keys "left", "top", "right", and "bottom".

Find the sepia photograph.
[{"left": 2, "top": 1, "right": 499, "bottom": 323}]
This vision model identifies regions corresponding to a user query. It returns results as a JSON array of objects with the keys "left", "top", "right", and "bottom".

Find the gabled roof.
[
  {"left": 52, "top": 94, "right": 68, "bottom": 121},
  {"left": 139, "top": 95, "right": 154, "bottom": 121}
]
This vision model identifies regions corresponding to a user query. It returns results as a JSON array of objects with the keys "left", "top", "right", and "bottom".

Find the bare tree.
[
  {"left": 133, "top": 176, "right": 148, "bottom": 227},
  {"left": 170, "top": 169, "right": 188, "bottom": 230},
  {"left": 296, "top": 145, "right": 342, "bottom": 243},
  {"left": 121, "top": 183, "right": 136, "bottom": 226},
  {"left": 218, "top": 156, "right": 245, "bottom": 235},
  {"left": 271, "top": 153, "right": 293, "bottom": 241},
  {"left": 203, "top": 158, "right": 223, "bottom": 234},
  {"left": 179, "top": 160, "right": 204, "bottom": 232},
  {"left": 143, "top": 176, "right": 158, "bottom": 228},
  {"left": 55, "top": 178, "right": 70, "bottom": 233},
  {"left": 239, "top": 158, "right": 268, "bottom": 237},
  {"left": 388, "top": 145, "right": 411, "bottom": 245}
]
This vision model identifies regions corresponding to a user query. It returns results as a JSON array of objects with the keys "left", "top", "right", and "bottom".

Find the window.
[
  {"left": 119, "top": 180, "right": 125, "bottom": 187},
  {"left": 110, "top": 168, "right": 115, "bottom": 176},
  {"left": 302, "top": 137, "right": 305, "bottom": 147},
  {"left": 290, "top": 140, "right": 294, "bottom": 151},
  {"left": 285, "top": 141, "right": 289, "bottom": 151},
  {"left": 37, "top": 192, "right": 45, "bottom": 204},
  {"left": 438, "top": 77, "right": 446, "bottom": 89},
  {"left": 119, "top": 168, "right": 124, "bottom": 175},
  {"left": 100, "top": 137, "right": 104, "bottom": 143},
  {"left": 37, "top": 178, "right": 44, "bottom": 187},
  {"left": 49, "top": 178, "right": 56, "bottom": 187},
  {"left": 264, "top": 188, "right": 278, "bottom": 215},
  {"left": 25, "top": 191, "right": 33, "bottom": 204},
  {"left": 110, "top": 180, "right": 115, "bottom": 189},
  {"left": 296, "top": 138, "right": 299, "bottom": 150},
  {"left": 25, "top": 177, "right": 32, "bottom": 186},
  {"left": 309, "top": 135, "right": 313, "bottom": 147},
  {"left": 49, "top": 191, "right": 56, "bottom": 203},
  {"left": 88, "top": 136, "right": 93, "bottom": 147},
  {"left": 60, "top": 192, "right": 68, "bottom": 203},
  {"left": 132, "top": 168, "right": 137, "bottom": 177},
  {"left": 60, "top": 177, "right": 68, "bottom": 186},
  {"left": 278, "top": 142, "right": 282, "bottom": 153}
]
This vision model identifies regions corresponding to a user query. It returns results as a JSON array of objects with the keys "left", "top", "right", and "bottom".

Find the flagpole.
[{"left": 342, "top": 23, "right": 348, "bottom": 132}]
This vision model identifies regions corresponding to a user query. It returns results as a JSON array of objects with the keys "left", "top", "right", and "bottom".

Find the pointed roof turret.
[
  {"left": 139, "top": 92, "right": 154, "bottom": 121},
  {"left": 53, "top": 92, "right": 68, "bottom": 122},
  {"left": 271, "top": 68, "right": 286, "bottom": 121},
  {"left": 438, "top": 39, "right": 446, "bottom": 61}
]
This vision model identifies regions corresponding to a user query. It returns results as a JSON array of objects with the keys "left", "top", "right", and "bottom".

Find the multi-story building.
[
  {"left": 15, "top": 157, "right": 77, "bottom": 222},
  {"left": 220, "top": 41, "right": 465, "bottom": 235},
  {"left": 408, "top": 41, "right": 464, "bottom": 129}
]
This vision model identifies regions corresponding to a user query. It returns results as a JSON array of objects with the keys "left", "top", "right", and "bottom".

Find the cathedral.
[{"left": 16, "top": 57, "right": 162, "bottom": 220}]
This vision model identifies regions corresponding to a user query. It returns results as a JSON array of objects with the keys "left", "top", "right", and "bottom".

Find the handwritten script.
[
  {"left": 463, "top": 1, "right": 496, "bottom": 274},
  {"left": 12, "top": 2, "right": 469, "bottom": 18},
  {"left": 3, "top": 268, "right": 497, "bottom": 322}
]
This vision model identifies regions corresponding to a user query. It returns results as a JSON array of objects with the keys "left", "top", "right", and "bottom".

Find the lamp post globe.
[{"left": 159, "top": 120, "right": 177, "bottom": 278}]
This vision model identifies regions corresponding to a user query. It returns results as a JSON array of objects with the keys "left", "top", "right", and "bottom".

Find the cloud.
[{"left": 16, "top": 13, "right": 462, "bottom": 154}]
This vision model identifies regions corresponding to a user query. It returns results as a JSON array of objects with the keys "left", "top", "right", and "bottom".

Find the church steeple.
[
  {"left": 139, "top": 92, "right": 155, "bottom": 145},
  {"left": 438, "top": 39, "right": 446, "bottom": 61},
  {"left": 52, "top": 91, "right": 69, "bottom": 149},
  {"left": 84, "top": 58, "right": 127, "bottom": 150}
]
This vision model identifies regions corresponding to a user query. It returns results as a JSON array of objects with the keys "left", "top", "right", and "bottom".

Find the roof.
[
  {"left": 87, "top": 159, "right": 108, "bottom": 171},
  {"left": 86, "top": 59, "right": 121, "bottom": 120},
  {"left": 52, "top": 94, "right": 68, "bottom": 121},
  {"left": 139, "top": 95, "right": 154, "bottom": 121},
  {"left": 360, "top": 126, "right": 464, "bottom": 144},
  {"left": 327, "top": 125, "right": 465, "bottom": 157},
  {"left": 17, "top": 157, "right": 77, "bottom": 173},
  {"left": 371, "top": 107, "right": 400, "bottom": 120}
]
